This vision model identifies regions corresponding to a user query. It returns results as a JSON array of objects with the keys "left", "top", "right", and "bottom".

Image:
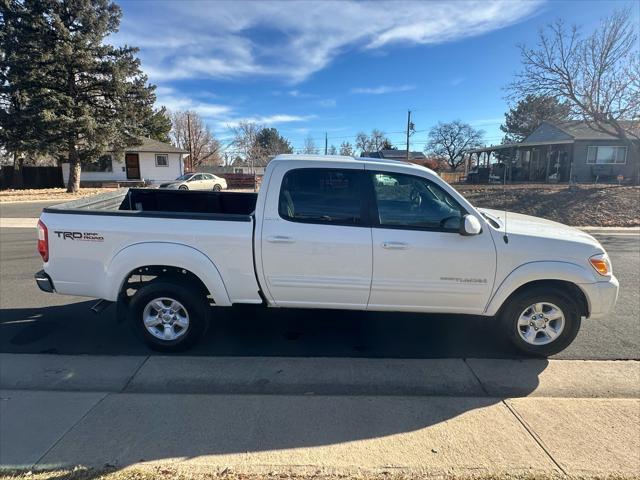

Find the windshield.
[{"left": 175, "top": 174, "right": 193, "bottom": 181}]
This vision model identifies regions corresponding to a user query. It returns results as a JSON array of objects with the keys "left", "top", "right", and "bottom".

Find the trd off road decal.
[{"left": 53, "top": 231, "right": 104, "bottom": 242}]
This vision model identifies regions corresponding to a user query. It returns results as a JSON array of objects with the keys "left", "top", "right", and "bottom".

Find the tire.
[
  {"left": 500, "top": 287, "right": 581, "bottom": 357},
  {"left": 178, "top": 185, "right": 188, "bottom": 190},
  {"left": 129, "top": 281, "right": 208, "bottom": 352},
  {"left": 213, "top": 184, "right": 222, "bottom": 192}
]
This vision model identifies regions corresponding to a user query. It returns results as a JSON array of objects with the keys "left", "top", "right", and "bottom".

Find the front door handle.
[
  {"left": 266, "top": 235, "right": 295, "bottom": 244},
  {"left": 382, "top": 241, "right": 409, "bottom": 250}
]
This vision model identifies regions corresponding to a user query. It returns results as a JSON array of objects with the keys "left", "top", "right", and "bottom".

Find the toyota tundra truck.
[{"left": 35, "top": 154, "right": 619, "bottom": 355}]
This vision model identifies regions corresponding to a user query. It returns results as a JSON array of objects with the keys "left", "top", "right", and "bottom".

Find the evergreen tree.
[
  {"left": 253, "top": 127, "right": 293, "bottom": 158},
  {"left": 0, "top": 0, "right": 49, "bottom": 186},
  {"left": 144, "top": 106, "right": 172, "bottom": 144},
  {"left": 501, "top": 95, "right": 571, "bottom": 142},
  {"left": 0, "top": 0, "right": 155, "bottom": 192}
]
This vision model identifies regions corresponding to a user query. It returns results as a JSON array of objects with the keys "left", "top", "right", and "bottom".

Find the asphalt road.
[{"left": 0, "top": 202, "right": 638, "bottom": 359}]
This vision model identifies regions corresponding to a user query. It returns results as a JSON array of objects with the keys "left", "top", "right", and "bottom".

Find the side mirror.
[{"left": 460, "top": 214, "right": 482, "bottom": 236}]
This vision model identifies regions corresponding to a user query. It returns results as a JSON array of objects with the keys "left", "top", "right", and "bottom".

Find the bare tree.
[
  {"left": 355, "top": 132, "right": 370, "bottom": 153},
  {"left": 427, "top": 120, "right": 484, "bottom": 171},
  {"left": 355, "top": 130, "right": 392, "bottom": 154},
  {"left": 303, "top": 135, "right": 319, "bottom": 154},
  {"left": 327, "top": 144, "right": 337, "bottom": 155},
  {"left": 339, "top": 141, "right": 354, "bottom": 156},
  {"left": 171, "top": 111, "right": 222, "bottom": 170},
  {"left": 509, "top": 9, "right": 639, "bottom": 171},
  {"left": 230, "top": 121, "right": 262, "bottom": 160}
]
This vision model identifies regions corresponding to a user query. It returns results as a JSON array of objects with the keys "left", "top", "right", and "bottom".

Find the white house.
[{"left": 62, "top": 137, "right": 187, "bottom": 186}]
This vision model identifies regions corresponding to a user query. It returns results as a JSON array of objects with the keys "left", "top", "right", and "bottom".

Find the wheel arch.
[
  {"left": 104, "top": 242, "right": 232, "bottom": 306},
  {"left": 485, "top": 261, "right": 594, "bottom": 318}
]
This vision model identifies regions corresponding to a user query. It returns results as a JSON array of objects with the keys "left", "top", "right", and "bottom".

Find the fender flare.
[
  {"left": 103, "top": 242, "right": 232, "bottom": 306},
  {"left": 484, "top": 261, "right": 596, "bottom": 316}
]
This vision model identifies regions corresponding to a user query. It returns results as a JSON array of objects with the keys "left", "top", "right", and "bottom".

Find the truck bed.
[
  {"left": 44, "top": 188, "right": 258, "bottom": 221},
  {"left": 40, "top": 188, "right": 262, "bottom": 304}
]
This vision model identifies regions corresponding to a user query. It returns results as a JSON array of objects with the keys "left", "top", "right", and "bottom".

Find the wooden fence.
[
  {"left": 1, "top": 166, "right": 64, "bottom": 189},
  {"left": 439, "top": 171, "right": 466, "bottom": 184},
  {"left": 217, "top": 173, "right": 263, "bottom": 190}
]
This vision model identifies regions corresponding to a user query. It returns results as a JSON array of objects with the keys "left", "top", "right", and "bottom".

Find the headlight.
[{"left": 589, "top": 253, "right": 611, "bottom": 276}]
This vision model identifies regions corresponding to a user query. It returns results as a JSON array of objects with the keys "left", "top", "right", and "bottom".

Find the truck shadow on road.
[
  {"left": 0, "top": 301, "right": 524, "bottom": 358},
  {"left": 0, "top": 303, "right": 552, "bottom": 472}
]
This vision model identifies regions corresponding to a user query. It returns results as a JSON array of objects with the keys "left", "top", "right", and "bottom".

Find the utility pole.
[
  {"left": 186, "top": 112, "right": 193, "bottom": 172},
  {"left": 324, "top": 132, "right": 328, "bottom": 155},
  {"left": 405, "top": 110, "right": 411, "bottom": 162}
]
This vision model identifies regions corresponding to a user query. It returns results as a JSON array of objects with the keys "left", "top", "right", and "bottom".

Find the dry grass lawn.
[
  {"left": 1, "top": 467, "right": 637, "bottom": 480},
  {"left": 454, "top": 184, "right": 640, "bottom": 227},
  {"left": 0, "top": 188, "right": 118, "bottom": 203}
]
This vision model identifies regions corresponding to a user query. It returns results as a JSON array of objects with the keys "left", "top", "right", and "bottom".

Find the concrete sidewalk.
[{"left": 1, "top": 354, "right": 639, "bottom": 477}]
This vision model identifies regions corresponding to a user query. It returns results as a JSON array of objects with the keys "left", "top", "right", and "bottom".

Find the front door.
[
  {"left": 125, "top": 153, "right": 140, "bottom": 179},
  {"left": 260, "top": 165, "right": 372, "bottom": 309},
  {"left": 366, "top": 169, "right": 496, "bottom": 314}
]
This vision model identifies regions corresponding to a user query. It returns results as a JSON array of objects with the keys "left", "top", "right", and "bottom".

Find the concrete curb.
[{"left": 1, "top": 353, "right": 638, "bottom": 398}]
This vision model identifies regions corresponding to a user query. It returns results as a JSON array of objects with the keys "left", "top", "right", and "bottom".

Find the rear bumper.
[
  {"left": 34, "top": 269, "right": 55, "bottom": 293},
  {"left": 582, "top": 275, "right": 619, "bottom": 320}
]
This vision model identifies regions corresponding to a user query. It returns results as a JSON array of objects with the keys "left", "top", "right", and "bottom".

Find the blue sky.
[{"left": 114, "top": 0, "right": 635, "bottom": 154}]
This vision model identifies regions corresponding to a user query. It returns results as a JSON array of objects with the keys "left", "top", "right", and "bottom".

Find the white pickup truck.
[{"left": 35, "top": 154, "right": 618, "bottom": 355}]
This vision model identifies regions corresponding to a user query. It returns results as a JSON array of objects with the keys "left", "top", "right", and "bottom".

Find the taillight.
[{"left": 37, "top": 220, "right": 49, "bottom": 262}]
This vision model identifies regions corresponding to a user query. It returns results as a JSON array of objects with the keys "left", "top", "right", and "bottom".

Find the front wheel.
[
  {"left": 500, "top": 287, "right": 581, "bottom": 357},
  {"left": 129, "top": 281, "right": 208, "bottom": 352},
  {"left": 178, "top": 185, "right": 188, "bottom": 190}
]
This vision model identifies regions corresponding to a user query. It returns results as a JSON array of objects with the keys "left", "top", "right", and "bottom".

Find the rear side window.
[{"left": 279, "top": 168, "right": 364, "bottom": 226}]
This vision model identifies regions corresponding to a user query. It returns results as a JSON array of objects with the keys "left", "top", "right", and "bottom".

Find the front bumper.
[
  {"left": 35, "top": 269, "right": 55, "bottom": 293},
  {"left": 581, "top": 275, "right": 619, "bottom": 320}
]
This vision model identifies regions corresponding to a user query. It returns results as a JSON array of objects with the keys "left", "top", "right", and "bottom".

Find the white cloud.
[
  {"left": 222, "top": 114, "right": 316, "bottom": 129},
  {"left": 318, "top": 98, "right": 337, "bottom": 107},
  {"left": 351, "top": 85, "right": 416, "bottom": 95},
  {"left": 115, "top": 0, "right": 543, "bottom": 84},
  {"left": 156, "top": 92, "right": 232, "bottom": 119}
]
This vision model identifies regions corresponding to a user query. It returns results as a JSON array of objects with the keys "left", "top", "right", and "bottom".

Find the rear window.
[{"left": 279, "top": 168, "right": 364, "bottom": 226}]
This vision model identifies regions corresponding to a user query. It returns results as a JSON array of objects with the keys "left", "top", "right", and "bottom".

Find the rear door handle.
[
  {"left": 266, "top": 235, "right": 295, "bottom": 244},
  {"left": 382, "top": 241, "right": 409, "bottom": 250}
]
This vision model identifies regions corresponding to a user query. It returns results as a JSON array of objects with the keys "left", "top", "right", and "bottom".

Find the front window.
[
  {"left": 371, "top": 172, "right": 464, "bottom": 231},
  {"left": 586, "top": 146, "right": 627, "bottom": 164},
  {"left": 279, "top": 168, "right": 364, "bottom": 226},
  {"left": 84, "top": 154, "right": 113, "bottom": 172},
  {"left": 175, "top": 173, "right": 194, "bottom": 181},
  {"left": 155, "top": 154, "right": 169, "bottom": 167}
]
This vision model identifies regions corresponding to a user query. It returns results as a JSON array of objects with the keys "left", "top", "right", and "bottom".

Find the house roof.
[
  {"left": 543, "top": 120, "right": 638, "bottom": 141},
  {"left": 117, "top": 137, "right": 187, "bottom": 154},
  {"left": 363, "top": 149, "right": 426, "bottom": 160}
]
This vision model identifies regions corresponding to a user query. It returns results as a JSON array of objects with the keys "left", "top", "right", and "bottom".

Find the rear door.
[
  {"left": 260, "top": 165, "right": 372, "bottom": 309},
  {"left": 189, "top": 174, "right": 206, "bottom": 190},
  {"left": 202, "top": 174, "right": 216, "bottom": 190}
]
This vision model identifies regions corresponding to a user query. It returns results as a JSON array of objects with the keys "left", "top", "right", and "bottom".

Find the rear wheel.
[
  {"left": 500, "top": 287, "right": 581, "bottom": 357},
  {"left": 213, "top": 184, "right": 222, "bottom": 192},
  {"left": 129, "top": 281, "right": 208, "bottom": 352}
]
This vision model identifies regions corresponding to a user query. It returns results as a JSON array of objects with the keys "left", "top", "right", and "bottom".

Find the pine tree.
[
  {"left": 144, "top": 107, "right": 172, "bottom": 144},
  {"left": 0, "top": 0, "right": 49, "bottom": 186},
  {"left": 1, "top": 0, "right": 155, "bottom": 192},
  {"left": 501, "top": 95, "right": 571, "bottom": 142}
]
